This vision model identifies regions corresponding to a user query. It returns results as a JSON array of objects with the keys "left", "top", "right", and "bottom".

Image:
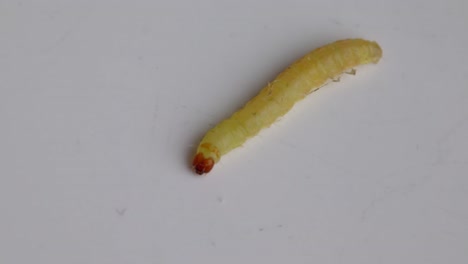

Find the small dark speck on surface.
[{"left": 258, "top": 228, "right": 264, "bottom": 232}]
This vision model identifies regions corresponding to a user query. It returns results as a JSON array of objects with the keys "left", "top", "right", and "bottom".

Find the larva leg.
[
  {"left": 345, "top": 69, "right": 356, "bottom": 75},
  {"left": 267, "top": 82, "right": 273, "bottom": 95},
  {"left": 308, "top": 82, "right": 328, "bottom": 94},
  {"left": 332, "top": 76, "right": 341, "bottom": 82}
]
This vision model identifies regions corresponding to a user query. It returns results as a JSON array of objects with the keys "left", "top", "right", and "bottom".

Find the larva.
[{"left": 192, "top": 38, "right": 382, "bottom": 175}]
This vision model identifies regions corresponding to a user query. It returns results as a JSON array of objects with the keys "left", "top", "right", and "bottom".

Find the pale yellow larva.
[{"left": 193, "top": 38, "right": 382, "bottom": 175}]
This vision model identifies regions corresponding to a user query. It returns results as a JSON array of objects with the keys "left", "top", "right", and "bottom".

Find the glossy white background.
[{"left": 1, "top": 0, "right": 467, "bottom": 263}]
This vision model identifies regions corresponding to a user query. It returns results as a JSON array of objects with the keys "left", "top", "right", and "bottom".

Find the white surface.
[{"left": 1, "top": 0, "right": 467, "bottom": 263}]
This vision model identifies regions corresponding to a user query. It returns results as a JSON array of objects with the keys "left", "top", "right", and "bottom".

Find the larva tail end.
[
  {"left": 371, "top": 41, "right": 383, "bottom": 63},
  {"left": 192, "top": 153, "right": 214, "bottom": 175}
]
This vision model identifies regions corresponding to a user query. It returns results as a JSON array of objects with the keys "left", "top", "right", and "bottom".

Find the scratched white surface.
[{"left": 1, "top": 1, "right": 467, "bottom": 263}]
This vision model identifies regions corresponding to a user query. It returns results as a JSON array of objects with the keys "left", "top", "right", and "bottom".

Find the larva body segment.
[{"left": 193, "top": 38, "right": 382, "bottom": 175}]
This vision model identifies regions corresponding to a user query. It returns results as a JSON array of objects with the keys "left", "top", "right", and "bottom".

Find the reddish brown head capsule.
[{"left": 192, "top": 153, "right": 214, "bottom": 175}]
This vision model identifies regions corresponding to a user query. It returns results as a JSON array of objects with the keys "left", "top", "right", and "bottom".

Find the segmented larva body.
[{"left": 193, "top": 38, "right": 382, "bottom": 175}]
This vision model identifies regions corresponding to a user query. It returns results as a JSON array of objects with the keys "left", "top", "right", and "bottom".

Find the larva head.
[
  {"left": 192, "top": 153, "right": 215, "bottom": 175},
  {"left": 192, "top": 143, "right": 220, "bottom": 175}
]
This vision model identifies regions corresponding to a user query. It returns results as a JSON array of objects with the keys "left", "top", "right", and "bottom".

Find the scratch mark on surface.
[
  {"left": 115, "top": 208, "right": 127, "bottom": 216},
  {"left": 150, "top": 103, "right": 159, "bottom": 134},
  {"left": 39, "top": 28, "right": 76, "bottom": 54},
  {"left": 436, "top": 114, "right": 468, "bottom": 143},
  {"left": 441, "top": 208, "right": 468, "bottom": 224},
  {"left": 360, "top": 163, "right": 440, "bottom": 222},
  {"left": 360, "top": 194, "right": 385, "bottom": 222},
  {"left": 329, "top": 18, "right": 343, "bottom": 26},
  {"left": 433, "top": 113, "right": 468, "bottom": 165}
]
